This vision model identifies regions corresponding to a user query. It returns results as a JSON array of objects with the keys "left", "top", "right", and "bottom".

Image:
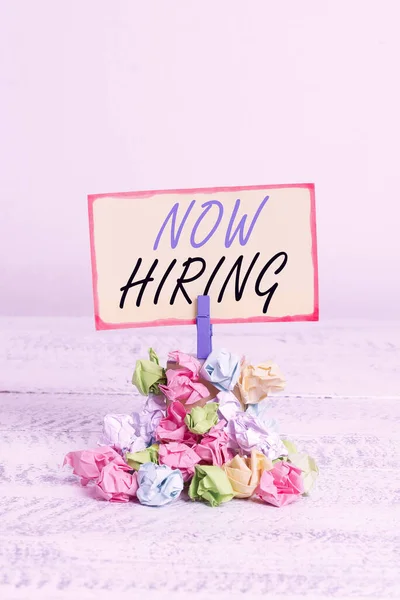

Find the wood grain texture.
[{"left": 0, "top": 318, "right": 399, "bottom": 600}]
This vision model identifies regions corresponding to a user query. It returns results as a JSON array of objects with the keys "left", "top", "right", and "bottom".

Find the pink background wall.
[{"left": 1, "top": 1, "right": 399, "bottom": 319}]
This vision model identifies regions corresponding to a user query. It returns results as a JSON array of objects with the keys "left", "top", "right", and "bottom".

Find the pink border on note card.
[{"left": 88, "top": 183, "right": 319, "bottom": 330}]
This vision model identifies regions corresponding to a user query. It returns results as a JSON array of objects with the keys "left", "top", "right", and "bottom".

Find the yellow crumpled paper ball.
[
  {"left": 223, "top": 449, "right": 273, "bottom": 498},
  {"left": 237, "top": 361, "right": 285, "bottom": 405}
]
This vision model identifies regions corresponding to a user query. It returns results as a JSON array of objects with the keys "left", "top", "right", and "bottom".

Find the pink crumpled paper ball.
[
  {"left": 156, "top": 401, "right": 198, "bottom": 446},
  {"left": 159, "top": 351, "right": 209, "bottom": 406},
  {"left": 168, "top": 351, "right": 202, "bottom": 378},
  {"left": 95, "top": 461, "right": 138, "bottom": 503},
  {"left": 158, "top": 442, "right": 201, "bottom": 482},
  {"left": 195, "top": 420, "right": 234, "bottom": 466},
  {"left": 63, "top": 446, "right": 125, "bottom": 486},
  {"left": 255, "top": 461, "right": 304, "bottom": 507}
]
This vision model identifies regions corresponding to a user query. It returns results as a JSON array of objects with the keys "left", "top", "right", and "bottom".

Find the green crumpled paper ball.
[
  {"left": 282, "top": 439, "right": 319, "bottom": 495},
  {"left": 132, "top": 348, "right": 166, "bottom": 395},
  {"left": 189, "top": 465, "right": 234, "bottom": 507},
  {"left": 126, "top": 444, "right": 159, "bottom": 470},
  {"left": 185, "top": 403, "right": 219, "bottom": 435}
]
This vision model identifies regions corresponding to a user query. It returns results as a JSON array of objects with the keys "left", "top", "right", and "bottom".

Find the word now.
[
  {"left": 119, "top": 251, "right": 288, "bottom": 314},
  {"left": 153, "top": 195, "right": 269, "bottom": 250}
]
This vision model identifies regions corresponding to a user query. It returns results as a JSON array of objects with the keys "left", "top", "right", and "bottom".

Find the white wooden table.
[{"left": 1, "top": 318, "right": 399, "bottom": 600}]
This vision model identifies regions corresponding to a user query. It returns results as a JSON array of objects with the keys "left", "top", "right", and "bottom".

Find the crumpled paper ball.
[
  {"left": 223, "top": 450, "right": 272, "bottom": 498},
  {"left": 158, "top": 442, "right": 201, "bottom": 482},
  {"left": 185, "top": 403, "right": 219, "bottom": 435},
  {"left": 168, "top": 351, "right": 202, "bottom": 378},
  {"left": 188, "top": 464, "right": 234, "bottom": 507},
  {"left": 255, "top": 461, "right": 304, "bottom": 507},
  {"left": 195, "top": 420, "right": 233, "bottom": 466},
  {"left": 95, "top": 461, "right": 138, "bottom": 503},
  {"left": 215, "top": 391, "right": 242, "bottom": 422},
  {"left": 132, "top": 348, "right": 166, "bottom": 395},
  {"left": 136, "top": 462, "right": 184, "bottom": 506},
  {"left": 237, "top": 361, "right": 285, "bottom": 405},
  {"left": 156, "top": 401, "right": 198, "bottom": 445},
  {"left": 200, "top": 349, "right": 240, "bottom": 391},
  {"left": 64, "top": 446, "right": 124, "bottom": 486},
  {"left": 159, "top": 371, "right": 209, "bottom": 406},
  {"left": 226, "top": 410, "right": 287, "bottom": 460},
  {"left": 159, "top": 351, "right": 209, "bottom": 406},
  {"left": 125, "top": 444, "right": 159, "bottom": 470},
  {"left": 131, "top": 395, "right": 166, "bottom": 448},
  {"left": 99, "top": 414, "right": 138, "bottom": 454},
  {"left": 282, "top": 440, "right": 319, "bottom": 495}
]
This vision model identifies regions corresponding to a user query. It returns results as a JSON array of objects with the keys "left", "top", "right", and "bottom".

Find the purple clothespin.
[{"left": 196, "top": 295, "right": 212, "bottom": 359}]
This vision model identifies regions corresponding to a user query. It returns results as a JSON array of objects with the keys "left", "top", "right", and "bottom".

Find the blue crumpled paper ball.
[{"left": 136, "top": 462, "right": 184, "bottom": 507}]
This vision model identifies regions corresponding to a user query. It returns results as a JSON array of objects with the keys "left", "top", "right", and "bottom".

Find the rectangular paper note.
[{"left": 89, "top": 184, "right": 318, "bottom": 329}]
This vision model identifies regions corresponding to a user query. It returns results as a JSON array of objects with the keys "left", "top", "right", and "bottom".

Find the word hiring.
[{"left": 119, "top": 195, "right": 288, "bottom": 313}]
